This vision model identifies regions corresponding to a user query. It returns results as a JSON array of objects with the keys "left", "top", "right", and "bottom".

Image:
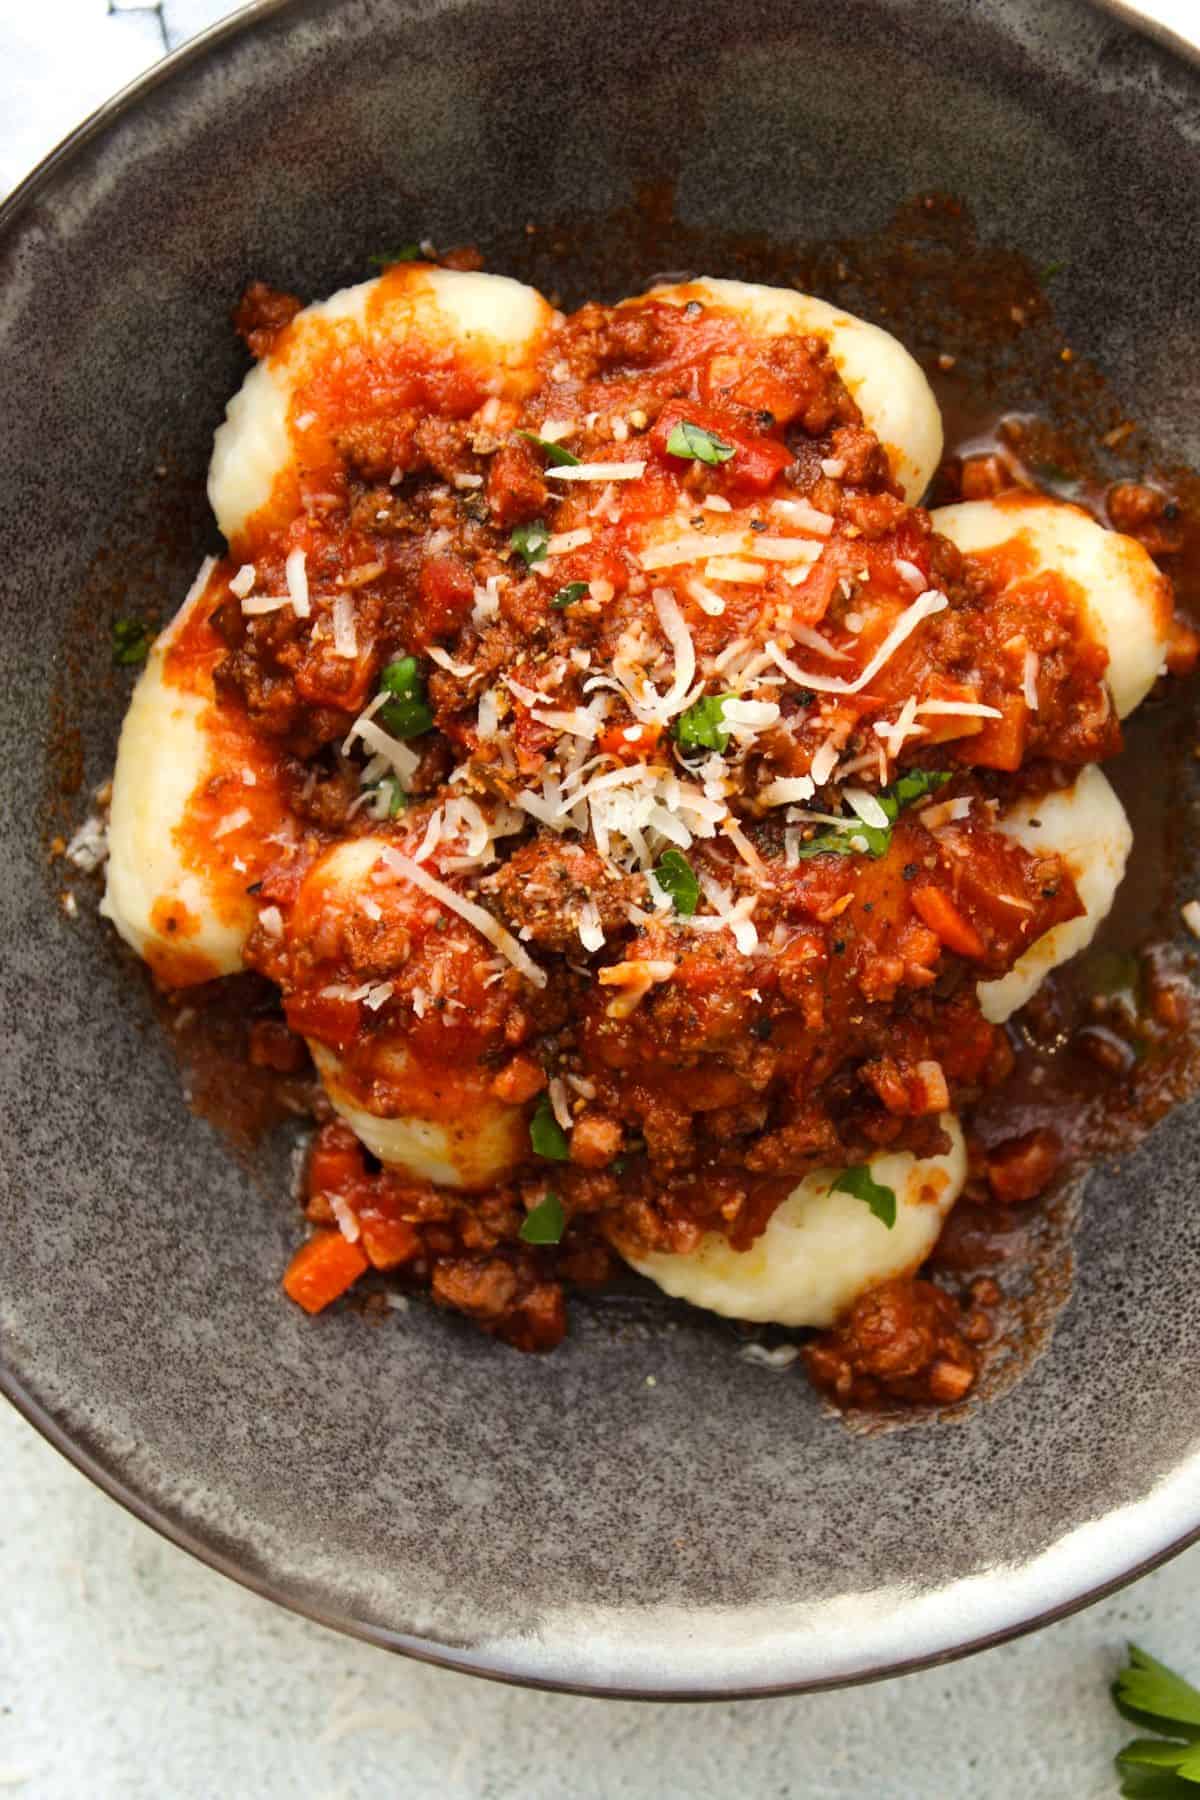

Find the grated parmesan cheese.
[
  {"left": 285, "top": 548, "right": 310, "bottom": 618},
  {"left": 378, "top": 847, "right": 546, "bottom": 987},
  {"left": 547, "top": 461, "right": 646, "bottom": 482}
]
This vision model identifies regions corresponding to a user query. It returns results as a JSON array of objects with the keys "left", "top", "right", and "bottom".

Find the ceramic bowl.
[{"left": 3, "top": 0, "right": 1200, "bottom": 1697}]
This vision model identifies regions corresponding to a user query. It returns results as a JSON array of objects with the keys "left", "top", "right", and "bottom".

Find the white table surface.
[{"left": 4, "top": 5, "right": 1199, "bottom": 1794}]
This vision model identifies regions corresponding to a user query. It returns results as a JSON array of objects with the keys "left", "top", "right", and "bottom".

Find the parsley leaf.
[
  {"left": 1040, "top": 259, "right": 1066, "bottom": 281},
  {"left": 550, "top": 581, "right": 588, "bottom": 610},
  {"left": 368, "top": 244, "right": 421, "bottom": 266},
  {"left": 530, "top": 1093, "right": 569, "bottom": 1161},
  {"left": 674, "top": 693, "right": 733, "bottom": 752},
  {"left": 520, "top": 1191, "right": 565, "bottom": 1244},
  {"left": 378, "top": 656, "right": 433, "bottom": 738},
  {"left": 112, "top": 618, "right": 155, "bottom": 666},
  {"left": 1114, "top": 1646, "right": 1200, "bottom": 1741},
  {"left": 511, "top": 520, "right": 551, "bottom": 567},
  {"left": 652, "top": 849, "right": 700, "bottom": 917},
  {"left": 666, "top": 420, "right": 736, "bottom": 466},
  {"left": 793, "top": 769, "right": 952, "bottom": 862},
  {"left": 833, "top": 1165, "right": 897, "bottom": 1229},
  {"left": 517, "top": 431, "right": 580, "bottom": 468}
]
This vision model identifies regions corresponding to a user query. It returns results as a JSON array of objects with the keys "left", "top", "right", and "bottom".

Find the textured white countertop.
[{"left": 4, "top": 5, "right": 1200, "bottom": 1794}]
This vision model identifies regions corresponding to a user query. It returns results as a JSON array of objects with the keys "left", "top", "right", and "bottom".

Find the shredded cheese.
[
  {"left": 546, "top": 461, "right": 646, "bottom": 482},
  {"left": 285, "top": 548, "right": 310, "bottom": 618},
  {"left": 378, "top": 847, "right": 546, "bottom": 987}
]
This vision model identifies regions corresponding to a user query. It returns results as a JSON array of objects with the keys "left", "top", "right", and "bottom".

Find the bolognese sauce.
[{"left": 93, "top": 256, "right": 1200, "bottom": 1413}]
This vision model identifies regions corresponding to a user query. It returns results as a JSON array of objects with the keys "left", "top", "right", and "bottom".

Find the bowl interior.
[{"left": 3, "top": 0, "right": 1200, "bottom": 1696}]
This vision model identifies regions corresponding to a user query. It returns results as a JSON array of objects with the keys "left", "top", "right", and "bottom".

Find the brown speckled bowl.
[{"left": 3, "top": 0, "right": 1200, "bottom": 1698}]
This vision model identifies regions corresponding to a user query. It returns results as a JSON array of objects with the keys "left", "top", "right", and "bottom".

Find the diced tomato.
[
  {"left": 910, "top": 886, "right": 987, "bottom": 960},
  {"left": 417, "top": 552, "right": 475, "bottom": 642},
  {"left": 307, "top": 1121, "right": 367, "bottom": 1199},
  {"left": 650, "top": 401, "right": 793, "bottom": 496},
  {"left": 597, "top": 720, "right": 663, "bottom": 763},
  {"left": 358, "top": 1210, "right": 421, "bottom": 1271},
  {"left": 282, "top": 1230, "right": 368, "bottom": 1314},
  {"left": 284, "top": 990, "right": 363, "bottom": 1053}
]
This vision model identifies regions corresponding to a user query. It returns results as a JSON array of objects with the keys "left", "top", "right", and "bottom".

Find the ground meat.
[
  {"left": 431, "top": 1253, "right": 565, "bottom": 1351},
  {"left": 486, "top": 442, "right": 548, "bottom": 528},
  {"left": 1107, "top": 481, "right": 1185, "bottom": 557},
  {"left": 484, "top": 840, "right": 637, "bottom": 950},
  {"left": 232, "top": 280, "right": 302, "bottom": 358},
  {"left": 804, "top": 1276, "right": 979, "bottom": 1407},
  {"left": 569, "top": 1112, "right": 623, "bottom": 1169}
]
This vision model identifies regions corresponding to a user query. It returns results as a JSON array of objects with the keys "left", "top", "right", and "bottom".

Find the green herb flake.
[
  {"left": 530, "top": 1093, "right": 570, "bottom": 1161},
  {"left": 372, "top": 775, "right": 408, "bottom": 817},
  {"left": 377, "top": 656, "right": 434, "bottom": 739},
  {"left": 674, "top": 693, "right": 733, "bottom": 752},
  {"left": 1040, "top": 259, "right": 1066, "bottom": 281},
  {"left": 520, "top": 1191, "right": 566, "bottom": 1245},
  {"left": 517, "top": 431, "right": 580, "bottom": 468},
  {"left": 368, "top": 243, "right": 421, "bottom": 266},
  {"left": 793, "top": 769, "right": 952, "bottom": 862},
  {"left": 511, "top": 520, "right": 551, "bottom": 568},
  {"left": 833, "top": 1165, "right": 897, "bottom": 1229},
  {"left": 651, "top": 849, "right": 700, "bottom": 917},
  {"left": 665, "top": 419, "right": 736, "bottom": 466},
  {"left": 550, "top": 581, "right": 589, "bottom": 611},
  {"left": 112, "top": 618, "right": 155, "bottom": 666}
]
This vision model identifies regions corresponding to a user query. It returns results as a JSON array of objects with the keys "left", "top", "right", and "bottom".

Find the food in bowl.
[{"left": 91, "top": 261, "right": 1197, "bottom": 1408}]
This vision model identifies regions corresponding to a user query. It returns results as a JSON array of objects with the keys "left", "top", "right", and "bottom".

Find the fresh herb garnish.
[
  {"left": 368, "top": 243, "right": 421, "bottom": 266},
  {"left": 666, "top": 420, "right": 736, "bottom": 466},
  {"left": 833, "top": 1165, "right": 897, "bottom": 1229},
  {"left": 651, "top": 849, "right": 700, "bottom": 917},
  {"left": 550, "top": 581, "right": 589, "bottom": 610},
  {"left": 1111, "top": 1645, "right": 1200, "bottom": 1795},
  {"left": 112, "top": 618, "right": 155, "bottom": 665},
  {"left": 794, "top": 769, "right": 952, "bottom": 862},
  {"left": 530, "top": 1093, "right": 569, "bottom": 1161},
  {"left": 511, "top": 520, "right": 551, "bottom": 567},
  {"left": 378, "top": 656, "right": 434, "bottom": 739},
  {"left": 520, "top": 1191, "right": 566, "bottom": 1244},
  {"left": 674, "top": 693, "right": 734, "bottom": 752},
  {"left": 517, "top": 431, "right": 580, "bottom": 468},
  {"left": 1040, "top": 259, "right": 1066, "bottom": 281}
]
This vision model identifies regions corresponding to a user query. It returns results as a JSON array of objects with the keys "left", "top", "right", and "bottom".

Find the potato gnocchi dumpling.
[
  {"left": 636, "top": 277, "right": 943, "bottom": 502},
  {"left": 978, "top": 766, "right": 1132, "bottom": 1025},
  {"left": 617, "top": 1118, "right": 966, "bottom": 1329},
  {"left": 933, "top": 494, "right": 1172, "bottom": 720}
]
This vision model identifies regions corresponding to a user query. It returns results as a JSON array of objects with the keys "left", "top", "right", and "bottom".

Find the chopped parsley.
[
  {"left": 517, "top": 431, "right": 580, "bottom": 468},
  {"left": 530, "top": 1093, "right": 569, "bottom": 1160},
  {"left": 674, "top": 693, "right": 734, "bottom": 753},
  {"left": 652, "top": 849, "right": 700, "bottom": 917},
  {"left": 833, "top": 1165, "right": 897, "bottom": 1229},
  {"left": 520, "top": 1191, "right": 566, "bottom": 1244},
  {"left": 793, "top": 769, "right": 952, "bottom": 862},
  {"left": 666, "top": 420, "right": 736, "bottom": 466},
  {"left": 1040, "top": 259, "right": 1066, "bottom": 281},
  {"left": 368, "top": 243, "right": 421, "bottom": 266},
  {"left": 550, "top": 581, "right": 589, "bottom": 610},
  {"left": 1111, "top": 1644, "right": 1200, "bottom": 1795},
  {"left": 112, "top": 618, "right": 155, "bottom": 666},
  {"left": 511, "top": 520, "right": 551, "bottom": 567},
  {"left": 378, "top": 656, "right": 433, "bottom": 738}
]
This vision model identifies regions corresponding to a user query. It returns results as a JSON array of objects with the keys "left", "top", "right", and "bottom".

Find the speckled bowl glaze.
[{"left": 3, "top": 0, "right": 1200, "bottom": 1699}]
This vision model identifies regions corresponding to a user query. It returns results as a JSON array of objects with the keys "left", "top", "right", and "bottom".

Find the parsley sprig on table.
[{"left": 1111, "top": 1644, "right": 1200, "bottom": 1793}]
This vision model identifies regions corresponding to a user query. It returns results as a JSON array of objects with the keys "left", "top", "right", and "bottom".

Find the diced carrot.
[
  {"left": 910, "top": 886, "right": 987, "bottom": 960},
  {"left": 964, "top": 693, "right": 1028, "bottom": 771},
  {"left": 282, "top": 1230, "right": 368, "bottom": 1314},
  {"left": 358, "top": 1213, "right": 421, "bottom": 1272}
]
